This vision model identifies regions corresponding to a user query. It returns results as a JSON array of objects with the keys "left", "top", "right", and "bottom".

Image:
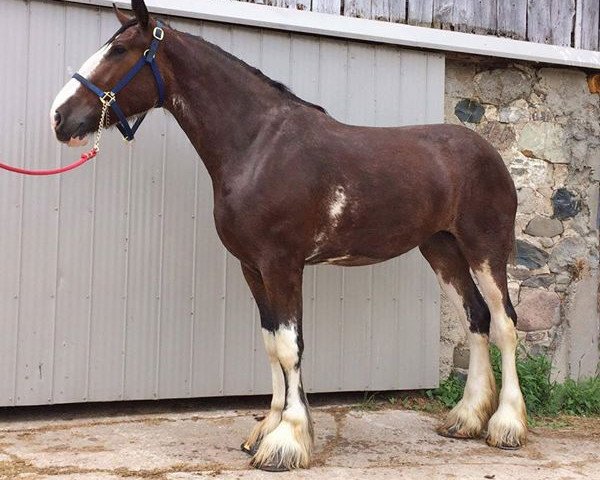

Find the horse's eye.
[{"left": 111, "top": 45, "right": 127, "bottom": 56}]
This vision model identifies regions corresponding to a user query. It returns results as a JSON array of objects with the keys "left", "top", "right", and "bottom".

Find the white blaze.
[{"left": 50, "top": 42, "right": 112, "bottom": 126}]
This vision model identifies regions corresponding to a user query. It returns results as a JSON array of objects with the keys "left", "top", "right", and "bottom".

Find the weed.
[
  {"left": 550, "top": 377, "right": 600, "bottom": 416},
  {"left": 426, "top": 372, "right": 465, "bottom": 408},
  {"left": 355, "top": 392, "right": 380, "bottom": 411},
  {"left": 512, "top": 347, "right": 554, "bottom": 416},
  {"left": 427, "top": 345, "right": 600, "bottom": 418}
]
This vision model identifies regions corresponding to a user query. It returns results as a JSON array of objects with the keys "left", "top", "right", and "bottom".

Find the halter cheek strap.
[{"left": 73, "top": 22, "right": 166, "bottom": 142}]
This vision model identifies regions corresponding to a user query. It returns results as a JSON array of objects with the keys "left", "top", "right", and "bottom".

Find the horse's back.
[{"left": 315, "top": 119, "right": 516, "bottom": 225}]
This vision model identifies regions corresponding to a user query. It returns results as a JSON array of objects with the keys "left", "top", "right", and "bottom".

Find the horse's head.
[{"left": 51, "top": 0, "right": 166, "bottom": 146}]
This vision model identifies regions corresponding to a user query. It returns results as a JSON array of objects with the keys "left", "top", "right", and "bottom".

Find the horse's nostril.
[{"left": 54, "top": 111, "right": 62, "bottom": 128}]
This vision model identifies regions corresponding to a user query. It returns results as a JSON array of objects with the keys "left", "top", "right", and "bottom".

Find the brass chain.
[{"left": 92, "top": 101, "right": 110, "bottom": 152}]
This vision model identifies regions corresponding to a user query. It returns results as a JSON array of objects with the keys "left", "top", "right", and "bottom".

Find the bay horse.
[{"left": 50, "top": 0, "right": 527, "bottom": 471}]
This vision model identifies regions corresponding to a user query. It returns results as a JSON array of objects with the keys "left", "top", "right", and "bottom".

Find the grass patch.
[
  {"left": 354, "top": 392, "right": 380, "bottom": 411},
  {"left": 428, "top": 345, "right": 600, "bottom": 418},
  {"left": 550, "top": 377, "right": 600, "bottom": 416},
  {"left": 425, "top": 372, "right": 464, "bottom": 408}
]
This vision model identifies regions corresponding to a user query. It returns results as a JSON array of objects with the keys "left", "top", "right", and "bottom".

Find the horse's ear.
[
  {"left": 113, "top": 3, "right": 132, "bottom": 26},
  {"left": 131, "top": 0, "right": 149, "bottom": 30}
]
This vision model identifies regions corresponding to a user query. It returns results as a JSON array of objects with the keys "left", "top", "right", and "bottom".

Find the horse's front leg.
[
  {"left": 241, "top": 264, "right": 286, "bottom": 456},
  {"left": 241, "top": 262, "right": 313, "bottom": 471}
]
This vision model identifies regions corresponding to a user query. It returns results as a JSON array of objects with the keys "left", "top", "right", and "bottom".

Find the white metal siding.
[{"left": 0, "top": 0, "right": 443, "bottom": 406}]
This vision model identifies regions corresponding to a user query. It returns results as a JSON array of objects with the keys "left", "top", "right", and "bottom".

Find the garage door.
[{"left": 0, "top": 0, "right": 443, "bottom": 406}]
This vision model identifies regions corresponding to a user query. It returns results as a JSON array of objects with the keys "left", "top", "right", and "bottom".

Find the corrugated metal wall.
[{"left": 0, "top": 0, "right": 443, "bottom": 406}]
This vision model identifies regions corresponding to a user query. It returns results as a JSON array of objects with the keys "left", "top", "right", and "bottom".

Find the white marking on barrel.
[{"left": 329, "top": 186, "right": 347, "bottom": 223}]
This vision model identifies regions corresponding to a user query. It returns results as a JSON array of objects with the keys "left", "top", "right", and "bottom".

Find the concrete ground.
[{"left": 0, "top": 397, "right": 598, "bottom": 480}]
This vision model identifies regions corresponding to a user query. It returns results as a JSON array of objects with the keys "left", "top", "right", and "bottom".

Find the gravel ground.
[{"left": 0, "top": 396, "right": 598, "bottom": 479}]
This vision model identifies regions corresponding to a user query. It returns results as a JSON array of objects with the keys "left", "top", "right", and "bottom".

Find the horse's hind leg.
[
  {"left": 420, "top": 232, "right": 498, "bottom": 439},
  {"left": 470, "top": 257, "right": 527, "bottom": 449},
  {"left": 242, "top": 262, "right": 313, "bottom": 471},
  {"left": 455, "top": 221, "right": 527, "bottom": 449}
]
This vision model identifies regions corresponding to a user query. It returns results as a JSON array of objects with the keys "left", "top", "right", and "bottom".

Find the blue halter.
[{"left": 73, "top": 22, "right": 166, "bottom": 142}]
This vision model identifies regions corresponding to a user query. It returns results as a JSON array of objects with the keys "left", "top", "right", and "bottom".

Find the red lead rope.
[
  {"left": 1, "top": 95, "right": 109, "bottom": 176},
  {"left": 0, "top": 148, "right": 98, "bottom": 176}
]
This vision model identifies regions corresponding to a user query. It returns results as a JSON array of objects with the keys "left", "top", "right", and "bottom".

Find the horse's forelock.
[{"left": 104, "top": 18, "right": 139, "bottom": 46}]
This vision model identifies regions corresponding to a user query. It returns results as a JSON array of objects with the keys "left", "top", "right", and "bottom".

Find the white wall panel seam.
[
  {"left": 50, "top": 3, "right": 69, "bottom": 404},
  {"left": 10, "top": 52, "right": 25, "bottom": 405},
  {"left": 155, "top": 118, "right": 168, "bottom": 397},
  {"left": 12, "top": 1, "right": 31, "bottom": 405},
  {"left": 220, "top": 249, "right": 228, "bottom": 395},
  {"left": 120, "top": 147, "right": 135, "bottom": 399},
  {"left": 84, "top": 9, "right": 102, "bottom": 402}
]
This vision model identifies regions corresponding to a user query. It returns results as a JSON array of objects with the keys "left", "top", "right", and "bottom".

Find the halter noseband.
[{"left": 73, "top": 22, "right": 166, "bottom": 142}]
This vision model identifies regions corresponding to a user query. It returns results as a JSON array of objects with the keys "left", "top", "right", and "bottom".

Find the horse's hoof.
[
  {"left": 485, "top": 430, "right": 526, "bottom": 450},
  {"left": 252, "top": 448, "right": 293, "bottom": 472},
  {"left": 485, "top": 406, "right": 527, "bottom": 450},
  {"left": 496, "top": 443, "right": 521, "bottom": 451},
  {"left": 256, "top": 462, "right": 290, "bottom": 472},
  {"left": 437, "top": 424, "right": 479, "bottom": 440},
  {"left": 241, "top": 442, "right": 259, "bottom": 456},
  {"left": 486, "top": 437, "right": 522, "bottom": 450}
]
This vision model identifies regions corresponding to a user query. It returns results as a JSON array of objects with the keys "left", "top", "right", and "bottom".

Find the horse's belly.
[
  {"left": 305, "top": 253, "right": 388, "bottom": 267},
  {"left": 304, "top": 235, "right": 421, "bottom": 267}
]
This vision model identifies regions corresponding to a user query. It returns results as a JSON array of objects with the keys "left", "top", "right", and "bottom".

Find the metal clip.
[
  {"left": 153, "top": 27, "right": 164, "bottom": 41},
  {"left": 100, "top": 91, "right": 116, "bottom": 107}
]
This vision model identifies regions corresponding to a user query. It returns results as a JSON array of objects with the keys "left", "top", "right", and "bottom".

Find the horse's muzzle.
[{"left": 53, "top": 107, "right": 94, "bottom": 146}]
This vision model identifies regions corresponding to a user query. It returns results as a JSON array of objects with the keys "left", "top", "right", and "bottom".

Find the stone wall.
[{"left": 441, "top": 58, "right": 600, "bottom": 381}]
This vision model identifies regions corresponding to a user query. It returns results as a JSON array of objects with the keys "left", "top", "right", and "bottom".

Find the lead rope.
[{"left": 0, "top": 100, "right": 110, "bottom": 176}]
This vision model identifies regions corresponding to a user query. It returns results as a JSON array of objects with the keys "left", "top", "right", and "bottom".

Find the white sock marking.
[
  {"left": 474, "top": 261, "right": 527, "bottom": 445},
  {"left": 437, "top": 276, "right": 496, "bottom": 434},
  {"left": 262, "top": 329, "right": 286, "bottom": 411},
  {"left": 253, "top": 323, "right": 312, "bottom": 469}
]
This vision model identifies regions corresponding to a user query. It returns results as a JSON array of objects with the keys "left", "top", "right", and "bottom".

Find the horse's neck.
[{"left": 163, "top": 30, "right": 289, "bottom": 184}]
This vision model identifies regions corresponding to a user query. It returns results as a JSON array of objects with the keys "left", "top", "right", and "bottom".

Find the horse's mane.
[
  {"left": 186, "top": 31, "right": 327, "bottom": 113},
  {"left": 108, "top": 18, "right": 326, "bottom": 113}
]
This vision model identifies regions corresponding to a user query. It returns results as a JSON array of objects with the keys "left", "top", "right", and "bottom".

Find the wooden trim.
[{"left": 64, "top": 0, "right": 600, "bottom": 69}]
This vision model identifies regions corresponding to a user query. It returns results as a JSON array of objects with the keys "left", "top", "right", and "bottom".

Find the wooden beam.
[
  {"left": 575, "top": 0, "right": 600, "bottom": 50},
  {"left": 65, "top": 0, "right": 600, "bottom": 69},
  {"left": 528, "top": 0, "right": 575, "bottom": 47},
  {"left": 432, "top": 0, "right": 453, "bottom": 29},
  {"left": 407, "top": 0, "right": 433, "bottom": 27},
  {"left": 552, "top": 0, "right": 576, "bottom": 46},
  {"left": 451, "top": 0, "right": 470, "bottom": 32},
  {"left": 367, "top": 0, "right": 406, "bottom": 22},
  {"left": 389, "top": 0, "right": 406, "bottom": 23},
  {"left": 472, "top": 0, "right": 497, "bottom": 34},
  {"left": 497, "top": 0, "right": 527, "bottom": 40},
  {"left": 311, "top": 0, "right": 342, "bottom": 15},
  {"left": 274, "top": 0, "right": 311, "bottom": 11},
  {"left": 344, "top": 0, "right": 371, "bottom": 18}
]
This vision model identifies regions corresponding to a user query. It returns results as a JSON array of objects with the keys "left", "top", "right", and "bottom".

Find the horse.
[{"left": 50, "top": 0, "right": 527, "bottom": 471}]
